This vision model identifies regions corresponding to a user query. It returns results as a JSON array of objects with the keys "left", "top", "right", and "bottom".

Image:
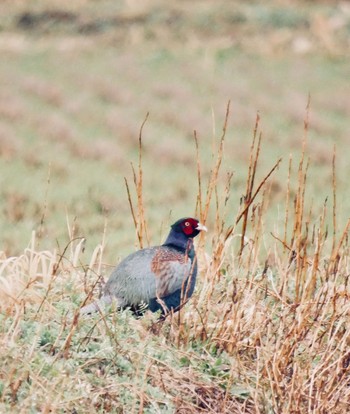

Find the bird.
[{"left": 80, "top": 217, "right": 207, "bottom": 316}]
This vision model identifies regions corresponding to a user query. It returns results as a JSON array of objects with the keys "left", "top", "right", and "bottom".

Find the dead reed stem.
[
  {"left": 201, "top": 101, "right": 230, "bottom": 225},
  {"left": 125, "top": 113, "right": 150, "bottom": 249},
  {"left": 332, "top": 144, "right": 337, "bottom": 255}
]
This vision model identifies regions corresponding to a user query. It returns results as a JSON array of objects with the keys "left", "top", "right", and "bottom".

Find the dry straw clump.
[{"left": 1, "top": 105, "right": 350, "bottom": 413}]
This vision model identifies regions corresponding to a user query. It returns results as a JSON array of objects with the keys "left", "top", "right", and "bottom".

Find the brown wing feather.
[{"left": 151, "top": 248, "right": 191, "bottom": 297}]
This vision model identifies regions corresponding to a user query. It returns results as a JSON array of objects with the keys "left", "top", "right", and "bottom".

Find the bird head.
[{"left": 171, "top": 217, "right": 208, "bottom": 239}]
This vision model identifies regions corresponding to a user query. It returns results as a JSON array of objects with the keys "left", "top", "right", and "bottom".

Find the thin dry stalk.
[
  {"left": 200, "top": 101, "right": 230, "bottom": 225},
  {"left": 225, "top": 157, "right": 282, "bottom": 242},
  {"left": 124, "top": 177, "right": 141, "bottom": 244},
  {"left": 331, "top": 144, "right": 337, "bottom": 254},
  {"left": 194, "top": 130, "right": 203, "bottom": 219},
  {"left": 125, "top": 113, "right": 150, "bottom": 249},
  {"left": 37, "top": 162, "right": 51, "bottom": 243},
  {"left": 283, "top": 154, "right": 292, "bottom": 252},
  {"left": 239, "top": 115, "right": 261, "bottom": 257},
  {"left": 136, "top": 112, "right": 150, "bottom": 246}
]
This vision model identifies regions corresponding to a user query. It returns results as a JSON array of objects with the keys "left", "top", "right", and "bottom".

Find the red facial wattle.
[{"left": 181, "top": 219, "right": 199, "bottom": 236}]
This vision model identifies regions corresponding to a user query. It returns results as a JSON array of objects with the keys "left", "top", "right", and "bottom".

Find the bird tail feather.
[{"left": 80, "top": 295, "right": 121, "bottom": 316}]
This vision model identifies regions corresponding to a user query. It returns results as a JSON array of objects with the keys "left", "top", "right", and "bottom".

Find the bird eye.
[{"left": 184, "top": 221, "right": 190, "bottom": 227}]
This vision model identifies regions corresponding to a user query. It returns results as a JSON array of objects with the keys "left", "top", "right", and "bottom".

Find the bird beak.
[{"left": 196, "top": 222, "right": 208, "bottom": 232}]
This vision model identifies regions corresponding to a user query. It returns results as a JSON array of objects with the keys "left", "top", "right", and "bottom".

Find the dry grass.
[{"left": 1, "top": 108, "right": 349, "bottom": 413}]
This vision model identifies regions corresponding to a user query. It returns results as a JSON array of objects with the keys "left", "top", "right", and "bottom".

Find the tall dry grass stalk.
[
  {"left": 1, "top": 106, "right": 350, "bottom": 413},
  {"left": 124, "top": 112, "right": 150, "bottom": 249}
]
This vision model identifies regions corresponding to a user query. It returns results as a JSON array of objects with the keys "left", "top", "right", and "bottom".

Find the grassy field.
[{"left": 1, "top": 0, "right": 350, "bottom": 412}]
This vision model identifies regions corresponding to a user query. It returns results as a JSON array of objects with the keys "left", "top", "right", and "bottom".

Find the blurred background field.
[{"left": 0, "top": 0, "right": 349, "bottom": 261}]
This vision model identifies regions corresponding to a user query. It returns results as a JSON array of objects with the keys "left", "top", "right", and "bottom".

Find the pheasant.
[{"left": 81, "top": 217, "right": 207, "bottom": 315}]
